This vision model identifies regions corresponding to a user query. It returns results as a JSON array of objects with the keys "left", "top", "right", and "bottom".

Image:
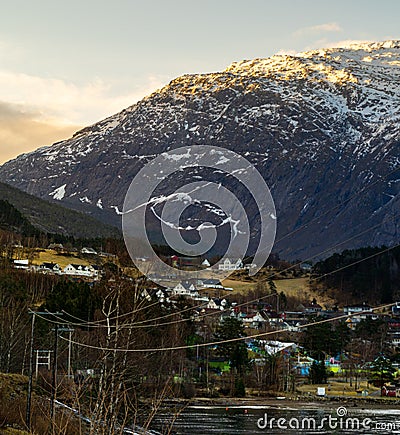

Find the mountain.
[
  {"left": 0, "top": 182, "right": 120, "bottom": 239},
  {"left": 0, "top": 40, "right": 399, "bottom": 260}
]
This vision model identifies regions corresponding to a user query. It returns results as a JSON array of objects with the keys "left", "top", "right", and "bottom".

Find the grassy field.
[
  {"left": 222, "top": 278, "right": 256, "bottom": 294},
  {"left": 297, "top": 379, "right": 380, "bottom": 397},
  {"left": 222, "top": 276, "right": 335, "bottom": 308},
  {"left": 274, "top": 277, "right": 309, "bottom": 298},
  {"left": 31, "top": 249, "right": 91, "bottom": 268}
]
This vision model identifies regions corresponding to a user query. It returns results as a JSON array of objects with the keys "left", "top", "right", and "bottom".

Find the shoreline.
[{"left": 162, "top": 395, "right": 400, "bottom": 411}]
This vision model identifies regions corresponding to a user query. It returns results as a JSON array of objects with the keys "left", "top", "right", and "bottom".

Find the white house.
[
  {"left": 81, "top": 247, "right": 98, "bottom": 255},
  {"left": 141, "top": 288, "right": 170, "bottom": 304},
  {"left": 242, "top": 312, "right": 268, "bottom": 328},
  {"left": 199, "top": 278, "right": 224, "bottom": 289},
  {"left": 218, "top": 258, "right": 244, "bottom": 271},
  {"left": 63, "top": 264, "right": 97, "bottom": 278},
  {"left": 260, "top": 340, "right": 297, "bottom": 355},
  {"left": 99, "top": 252, "right": 117, "bottom": 259},
  {"left": 207, "top": 298, "right": 228, "bottom": 310},
  {"left": 13, "top": 259, "right": 29, "bottom": 270},
  {"left": 39, "top": 262, "right": 62, "bottom": 274},
  {"left": 344, "top": 304, "right": 376, "bottom": 330},
  {"left": 170, "top": 281, "right": 200, "bottom": 298}
]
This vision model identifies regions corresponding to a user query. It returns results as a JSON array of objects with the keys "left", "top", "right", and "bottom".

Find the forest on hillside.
[{"left": 313, "top": 246, "right": 400, "bottom": 304}]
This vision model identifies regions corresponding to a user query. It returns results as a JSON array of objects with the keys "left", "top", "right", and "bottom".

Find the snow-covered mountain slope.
[{"left": 1, "top": 40, "right": 400, "bottom": 260}]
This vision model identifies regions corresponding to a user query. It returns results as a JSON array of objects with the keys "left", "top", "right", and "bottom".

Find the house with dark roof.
[
  {"left": 171, "top": 281, "right": 200, "bottom": 297},
  {"left": 39, "top": 262, "right": 62, "bottom": 274},
  {"left": 63, "top": 263, "right": 97, "bottom": 278},
  {"left": 300, "top": 302, "right": 323, "bottom": 314},
  {"left": 207, "top": 298, "right": 228, "bottom": 310}
]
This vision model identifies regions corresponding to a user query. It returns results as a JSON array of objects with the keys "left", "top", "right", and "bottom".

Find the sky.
[{"left": 0, "top": 0, "right": 399, "bottom": 163}]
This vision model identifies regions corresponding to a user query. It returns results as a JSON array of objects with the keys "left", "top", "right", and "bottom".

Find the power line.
[
  {"left": 38, "top": 292, "right": 277, "bottom": 330},
  {"left": 244, "top": 163, "right": 400, "bottom": 262},
  {"left": 33, "top": 180, "right": 400, "bottom": 332},
  {"left": 58, "top": 298, "right": 161, "bottom": 327},
  {"left": 58, "top": 302, "right": 396, "bottom": 353},
  {"left": 42, "top": 239, "right": 400, "bottom": 331},
  {"left": 311, "top": 243, "right": 400, "bottom": 281},
  {"left": 41, "top": 243, "right": 400, "bottom": 351}
]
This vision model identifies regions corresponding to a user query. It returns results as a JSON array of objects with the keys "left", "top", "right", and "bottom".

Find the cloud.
[
  {"left": 293, "top": 22, "right": 342, "bottom": 37},
  {"left": 0, "top": 71, "right": 166, "bottom": 125},
  {"left": 319, "top": 39, "right": 373, "bottom": 49},
  {"left": 0, "top": 69, "right": 168, "bottom": 164},
  {"left": 0, "top": 102, "right": 81, "bottom": 164},
  {"left": 302, "top": 38, "right": 373, "bottom": 51},
  {"left": 275, "top": 49, "right": 298, "bottom": 56}
]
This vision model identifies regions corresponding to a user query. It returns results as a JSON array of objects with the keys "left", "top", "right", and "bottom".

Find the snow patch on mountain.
[
  {"left": 1, "top": 40, "right": 400, "bottom": 259},
  {"left": 49, "top": 184, "right": 67, "bottom": 200}
]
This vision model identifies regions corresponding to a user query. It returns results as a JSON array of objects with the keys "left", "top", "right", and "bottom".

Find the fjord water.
[{"left": 150, "top": 405, "right": 400, "bottom": 434}]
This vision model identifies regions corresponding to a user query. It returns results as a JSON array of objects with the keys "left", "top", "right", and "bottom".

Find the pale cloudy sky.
[{"left": 0, "top": 0, "right": 399, "bottom": 163}]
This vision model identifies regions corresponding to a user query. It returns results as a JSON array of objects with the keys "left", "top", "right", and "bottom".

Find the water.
[{"left": 151, "top": 404, "right": 400, "bottom": 434}]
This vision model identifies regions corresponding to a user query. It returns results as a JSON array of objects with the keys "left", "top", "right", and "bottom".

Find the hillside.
[
  {"left": 0, "top": 182, "right": 120, "bottom": 239},
  {"left": 0, "top": 41, "right": 400, "bottom": 259}
]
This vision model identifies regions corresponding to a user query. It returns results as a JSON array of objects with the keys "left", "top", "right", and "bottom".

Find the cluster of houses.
[
  {"left": 15, "top": 261, "right": 102, "bottom": 280},
  {"left": 144, "top": 256, "right": 250, "bottom": 272},
  {"left": 141, "top": 277, "right": 400, "bottom": 354},
  {"left": 141, "top": 278, "right": 233, "bottom": 305},
  {"left": 139, "top": 282, "right": 400, "bottom": 381},
  {"left": 11, "top": 245, "right": 115, "bottom": 280}
]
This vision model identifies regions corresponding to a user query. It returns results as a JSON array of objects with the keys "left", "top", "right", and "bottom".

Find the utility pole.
[
  {"left": 50, "top": 322, "right": 58, "bottom": 431},
  {"left": 49, "top": 326, "right": 74, "bottom": 433},
  {"left": 25, "top": 310, "right": 63, "bottom": 432},
  {"left": 26, "top": 311, "right": 35, "bottom": 430},
  {"left": 57, "top": 327, "right": 75, "bottom": 378},
  {"left": 68, "top": 329, "right": 73, "bottom": 378}
]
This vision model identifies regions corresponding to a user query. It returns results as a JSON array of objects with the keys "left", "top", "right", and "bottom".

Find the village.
[{"left": 6, "top": 241, "right": 400, "bottom": 399}]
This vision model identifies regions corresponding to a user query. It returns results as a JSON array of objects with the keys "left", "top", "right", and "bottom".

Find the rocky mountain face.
[{"left": 1, "top": 40, "right": 400, "bottom": 260}]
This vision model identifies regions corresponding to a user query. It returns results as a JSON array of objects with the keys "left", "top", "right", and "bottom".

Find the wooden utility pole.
[{"left": 50, "top": 322, "right": 58, "bottom": 432}]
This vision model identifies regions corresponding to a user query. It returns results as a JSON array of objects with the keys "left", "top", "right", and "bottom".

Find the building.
[
  {"left": 99, "top": 252, "right": 117, "bottom": 259},
  {"left": 343, "top": 304, "right": 373, "bottom": 315},
  {"left": 39, "top": 262, "right": 62, "bottom": 274},
  {"left": 63, "top": 264, "right": 97, "bottom": 278},
  {"left": 300, "top": 302, "right": 323, "bottom": 314},
  {"left": 13, "top": 259, "right": 29, "bottom": 270},
  {"left": 81, "top": 247, "right": 98, "bottom": 255},
  {"left": 47, "top": 243, "right": 64, "bottom": 252},
  {"left": 218, "top": 258, "right": 244, "bottom": 271},
  {"left": 344, "top": 304, "right": 376, "bottom": 330},
  {"left": 242, "top": 312, "right": 268, "bottom": 329},
  {"left": 141, "top": 288, "right": 170, "bottom": 304},
  {"left": 199, "top": 278, "right": 224, "bottom": 289},
  {"left": 207, "top": 298, "right": 227, "bottom": 310},
  {"left": 170, "top": 281, "right": 200, "bottom": 298}
]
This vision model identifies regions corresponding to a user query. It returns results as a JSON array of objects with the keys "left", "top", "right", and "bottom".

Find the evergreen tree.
[
  {"left": 309, "top": 360, "right": 328, "bottom": 384},
  {"left": 214, "top": 317, "right": 250, "bottom": 396}
]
